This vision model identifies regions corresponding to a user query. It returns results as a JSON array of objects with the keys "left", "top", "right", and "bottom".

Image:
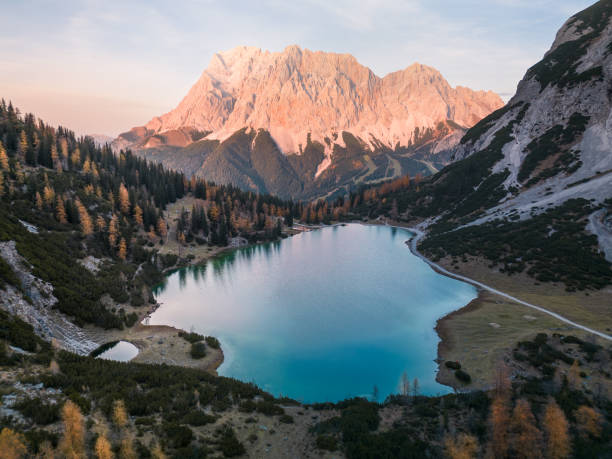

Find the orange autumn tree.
[
  {"left": 0, "top": 428, "right": 28, "bottom": 459},
  {"left": 95, "top": 434, "right": 114, "bottom": 459},
  {"left": 542, "top": 398, "right": 571, "bottom": 459},
  {"left": 113, "top": 399, "right": 128, "bottom": 428},
  {"left": 133, "top": 204, "right": 144, "bottom": 227},
  {"left": 118, "top": 183, "right": 130, "bottom": 215},
  {"left": 75, "top": 198, "right": 94, "bottom": 236},
  {"left": 56, "top": 195, "right": 68, "bottom": 224},
  {"left": 119, "top": 436, "right": 137, "bottom": 459},
  {"left": 444, "top": 432, "right": 479, "bottom": 459},
  {"left": 59, "top": 400, "right": 85, "bottom": 459},
  {"left": 487, "top": 394, "right": 510, "bottom": 458},
  {"left": 510, "top": 399, "right": 542, "bottom": 459},
  {"left": 575, "top": 405, "right": 603, "bottom": 439},
  {"left": 118, "top": 238, "right": 127, "bottom": 260},
  {"left": 0, "top": 144, "right": 9, "bottom": 171}
]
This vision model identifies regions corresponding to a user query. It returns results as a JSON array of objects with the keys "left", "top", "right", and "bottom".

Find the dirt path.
[{"left": 403, "top": 226, "right": 612, "bottom": 341}]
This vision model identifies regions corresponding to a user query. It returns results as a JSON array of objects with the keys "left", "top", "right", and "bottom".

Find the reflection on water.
[
  {"left": 151, "top": 224, "right": 477, "bottom": 402},
  {"left": 96, "top": 341, "right": 139, "bottom": 362}
]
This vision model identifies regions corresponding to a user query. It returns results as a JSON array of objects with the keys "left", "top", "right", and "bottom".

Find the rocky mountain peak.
[{"left": 117, "top": 45, "right": 502, "bottom": 158}]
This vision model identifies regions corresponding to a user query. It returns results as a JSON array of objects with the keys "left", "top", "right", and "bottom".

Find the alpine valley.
[{"left": 0, "top": 1, "right": 611, "bottom": 459}]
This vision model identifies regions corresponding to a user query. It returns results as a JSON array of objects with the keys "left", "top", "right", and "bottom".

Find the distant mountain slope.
[
  {"left": 310, "top": 1, "right": 612, "bottom": 291},
  {"left": 113, "top": 46, "right": 502, "bottom": 199},
  {"left": 441, "top": 0, "right": 612, "bottom": 226}
]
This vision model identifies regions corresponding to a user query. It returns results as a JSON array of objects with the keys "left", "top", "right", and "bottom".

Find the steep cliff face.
[
  {"left": 114, "top": 46, "right": 502, "bottom": 198},
  {"left": 441, "top": 0, "right": 612, "bottom": 225}
]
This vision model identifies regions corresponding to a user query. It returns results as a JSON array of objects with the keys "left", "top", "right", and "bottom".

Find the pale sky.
[{"left": 0, "top": 0, "right": 596, "bottom": 136}]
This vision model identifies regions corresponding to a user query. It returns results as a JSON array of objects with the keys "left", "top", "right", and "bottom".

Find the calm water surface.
[
  {"left": 97, "top": 341, "right": 139, "bottom": 362},
  {"left": 150, "top": 224, "right": 476, "bottom": 402}
]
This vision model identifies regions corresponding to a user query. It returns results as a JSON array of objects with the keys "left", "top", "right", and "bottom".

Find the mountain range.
[{"left": 113, "top": 47, "right": 502, "bottom": 199}]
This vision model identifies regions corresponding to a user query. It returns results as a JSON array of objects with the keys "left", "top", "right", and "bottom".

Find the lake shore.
[
  {"left": 410, "top": 228, "right": 610, "bottom": 392},
  {"left": 88, "top": 211, "right": 310, "bottom": 373},
  {"left": 365, "top": 219, "right": 611, "bottom": 391}
]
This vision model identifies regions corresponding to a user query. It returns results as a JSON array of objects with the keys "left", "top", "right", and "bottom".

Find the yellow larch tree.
[
  {"left": 95, "top": 434, "right": 114, "bottom": 459},
  {"left": 148, "top": 225, "right": 157, "bottom": 241},
  {"left": 543, "top": 398, "right": 571, "bottom": 459},
  {"left": 0, "top": 144, "right": 9, "bottom": 171},
  {"left": 118, "top": 183, "right": 130, "bottom": 215},
  {"left": 75, "top": 198, "right": 94, "bottom": 236},
  {"left": 59, "top": 137, "right": 69, "bottom": 160},
  {"left": 119, "top": 436, "right": 137, "bottom": 459},
  {"left": 118, "top": 238, "right": 127, "bottom": 260},
  {"left": 43, "top": 184, "right": 55, "bottom": 206},
  {"left": 18, "top": 131, "right": 29, "bottom": 159},
  {"left": 38, "top": 441, "right": 56, "bottom": 459},
  {"left": 113, "top": 399, "right": 128, "bottom": 428},
  {"left": 487, "top": 395, "right": 510, "bottom": 459},
  {"left": 0, "top": 428, "right": 28, "bottom": 459},
  {"left": 444, "top": 432, "right": 478, "bottom": 459},
  {"left": 59, "top": 400, "right": 85, "bottom": 459},
  {"left": 56, "top": 195, "right": 68, "bottom": 224},
  {"left": 35, "top": 191, "right": 44, "bottom": 210},
  {"left": 510, "top": 399, "right": 542, "bottom": 459},
  {"left": 133, "top": 204, "right": 143, "bottom": 227},
  {"left": 575, "top": 405, "right": 602, "bottom": 439}
]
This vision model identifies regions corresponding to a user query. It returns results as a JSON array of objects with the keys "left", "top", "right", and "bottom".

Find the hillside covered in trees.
[
  {"left": 0, "top": 92, "right": 609, "bottom": 457},
  {"left": 0, "top": 100, "right": 302, "bottom": 330}
]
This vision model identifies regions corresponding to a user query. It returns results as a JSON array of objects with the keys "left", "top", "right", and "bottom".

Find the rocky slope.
[
  {"left": 431, "top": 0, "right": 612, "bottom": 228},
  {"left": 114, "top": 46, "right": 502, "bottom": 199}
]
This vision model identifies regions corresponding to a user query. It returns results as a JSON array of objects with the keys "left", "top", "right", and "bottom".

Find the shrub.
[
  {"left": 445, "top": 361, "right": 461, "bottom": 370},
  {"left": 190, "top": 342, "right": 207, "bottom": 359},
  {"left": 255, "top": 401, "right": 284, "bottom": 416},
  {"left": 14, "top": 398, "right": 60, "bottom": 425},
  {"left": 163, "top": 423, "right": 193, "bottom": 448},
  {"left": 179, "top": 331, "right": 205, "bottom": 343},
  {"left": 455, "top": 370, "right": 472, "bottom": 384},
  {"left": 316, "top": 434, "right": 338, "bottom": 451},
  {"left": 218, "top": 427, "right": 245, "bottom": 457},
  {"left": 205, "top": 336, "right": 221, "bottom": 349},
  {"left": 182, "top": 411, "right": 216, "bottom": 426}
]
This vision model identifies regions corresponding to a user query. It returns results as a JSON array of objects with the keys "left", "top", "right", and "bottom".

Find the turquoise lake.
[{"left": 150, "top": 224, "right": 477, "bottom": 402}]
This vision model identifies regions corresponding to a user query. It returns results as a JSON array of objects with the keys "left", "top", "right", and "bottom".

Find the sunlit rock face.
[
  {"left": 114, "top": 45, "right": 502, "bottom": 198},
  {"left": 125, "top": 45, "right": 501, "bottom": 154}
]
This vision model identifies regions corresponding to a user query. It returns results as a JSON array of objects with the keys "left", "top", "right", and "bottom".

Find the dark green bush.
[
  {"left": 445, "top": 361, "right": 461, "bottom": 370},
  {"left": 14, "top": 397, "right": 60, "bottom": 425},
  {"left": 455, "top": 370, "right": 472, "bottom": 383},
  {"left": 316, "top": 434, "right": 338, "bottom": 451},
  {"left": 218, "top": 427, "right": 245, "bottom": 457},
  {"left": 190, "top": 342, "right": 207, "bottom": 359},
  {"left": 205, "top": 336, "right": 220, "bottom": 349},
  {"left": 179, "top": 331, "right": 205, "bottom": 343}
]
